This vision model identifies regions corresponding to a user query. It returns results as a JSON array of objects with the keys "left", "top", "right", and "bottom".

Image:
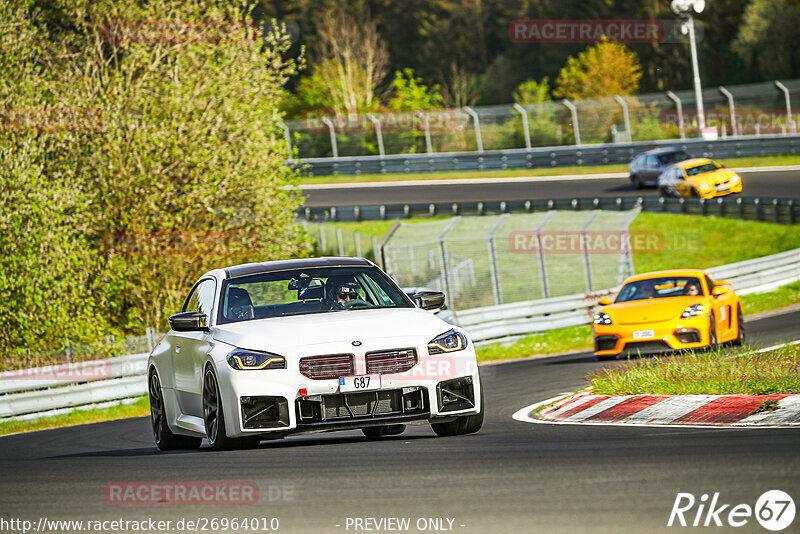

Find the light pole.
[{"left": 672, "top": 0, "right": 706, "bottom": 132}]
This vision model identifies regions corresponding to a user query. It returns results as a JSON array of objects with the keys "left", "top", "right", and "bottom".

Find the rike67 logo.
[{"left": 668, "top": 490, "right": 795, "bottom": 531}]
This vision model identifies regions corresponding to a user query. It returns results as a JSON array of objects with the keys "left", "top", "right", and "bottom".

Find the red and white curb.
[{"left": 513, "top": 389, "right": 800, "bottom": 428}]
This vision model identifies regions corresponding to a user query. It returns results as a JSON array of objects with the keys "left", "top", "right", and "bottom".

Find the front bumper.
[
  {"left": 216, "top": 345, "right": 481, "bottom": 438},
  {"left": 594, "top": 315, "right": 712, "bottom": 357}
]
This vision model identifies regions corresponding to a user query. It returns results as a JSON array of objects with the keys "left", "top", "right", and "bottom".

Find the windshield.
[
  {"left": 657, "top": 151, "right": 689, "bottom": 165},
  {"left": 685, "top": 162, "right": 719, "bottom": 176},
  {"left": 217, "top": 266, "right": 413, "bottom": 324},
  {"left": 615, "top": 276, "right": 704, "bottom": 303}
]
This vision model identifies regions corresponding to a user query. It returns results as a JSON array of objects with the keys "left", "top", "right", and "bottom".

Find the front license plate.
[
  {"left": 339, "top": 374, "right": 381, "bottom": 393},
  {"left": 717, "top": 184, "right": 730, "bottom": 191},
  {"left": 633, "top": 329, "right": 655, "bottom": 340}
]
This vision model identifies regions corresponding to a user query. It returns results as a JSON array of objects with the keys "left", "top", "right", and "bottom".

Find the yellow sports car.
[
  {"left": 593, "top": 270, "right": 744, "bottom": 360},
  {"left": 657, "top": 158, "right": 743, "bottom": 199}
]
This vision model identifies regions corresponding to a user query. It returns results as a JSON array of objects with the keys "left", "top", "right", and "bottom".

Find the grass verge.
[
  {"left": 589, "top": 343, "right": 800, "bottom": 395},
  {"left": 476, "top": 325, "right": 592, "bottom": 363},
  {"left": 0, "top": 396, "right": 150, "bottom": 437},
  {"left": 740, "top": 281, "right": 800, "bottom": 315},
  {"left": 298, "top": 154, "right": 800, "bottom": 185}
]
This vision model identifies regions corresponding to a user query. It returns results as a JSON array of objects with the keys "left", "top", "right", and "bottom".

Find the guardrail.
[
  {"left": 457, "top": 247, "right": 800, "bottom": 344},
  {"left": 302, "top": 196, "right": 799, "bottom": 225},
  {"left": 2, "top": 248, "right": 798, "bottom": 420},
  {"left": 294, "top": 133, "right": 800, "bottom": 176},
  {"left": 0, "top": 353, "right": 148, "bottom": 420}
]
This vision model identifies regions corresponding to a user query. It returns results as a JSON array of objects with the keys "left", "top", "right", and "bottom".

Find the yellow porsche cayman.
[
  {"left": 593, "top": 270, "right": 744, "bottom": 360},
  {"left": 657, "top": 158, "right": 743, "bottom": 199}
]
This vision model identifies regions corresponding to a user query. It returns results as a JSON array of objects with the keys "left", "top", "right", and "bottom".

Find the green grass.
[
  {"left": 298, "top": 154, "right": 800, "bottom": 185},
  {"left": 741, "top": 281, "right": 800, "bottom": 315},
  {"left": 476, "top": 325, "right": 593, "bottom": 363},
  {"left": 589, "top": 343, "right": 800, "bottom": 395},
  {"left": 630, "top": 212, "right": 800, "bottom": 273},
  {"left": 0, "top": 396, "right": 150, "bottom": 436}
]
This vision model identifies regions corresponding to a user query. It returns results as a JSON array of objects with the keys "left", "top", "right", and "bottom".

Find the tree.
[
  {"left": 388, "top": 69, "right": 443, "bottom": 110},
  {"left": 734, "top": 0, "right": 800, "bottom": 79},
  {"left": 0, "top": 0, "right": 308, "bottom": 362},
  {"left": 554, "top": 37, "right": 642, "bottom": 100}
]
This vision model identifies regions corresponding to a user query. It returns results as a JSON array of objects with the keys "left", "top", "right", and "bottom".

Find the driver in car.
[{"left": 325, "top": 278, "right": 366, "bottom": 309}]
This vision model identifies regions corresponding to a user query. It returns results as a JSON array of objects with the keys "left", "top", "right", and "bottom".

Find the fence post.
[
  {"left": 415, "top": 111, "right": 433, "bottom": 154},
  {"left": 719, "top": 86, "right": 737, "bottom": 136},
  {"left": 665, "top": 91, "right": 685, "bottom": 140},
  {"left": 336, "top": 227, "right": 344, "bottom": 256},
  {"left": 378, "top": 220, "right": 403, "bottom": 272},
  {"left": 371, "top": 235, "right": 379, "bottom": 262},
  {"left": 580, "top": 211, "right": 601, "bottom": 292},
  {"left": 321, "top": 116, "right": 339, "bottom": 158},
  {"left": 535, "top": 211, "right": 555, "bottom": 298},
  {"left": 487, "top": 214, "right": 510, "bottom": 305},
  {"left": 146, "top": 327, "right": 156, "bottom": 352},
  {"left": 65, "top": 340, "right": 73, "bottom": 362},
  {"left": 775, "top": 80, "right": 795, "bottom": 133},
  {"left": 562, "top": 99, "right": 581, "bottom": 146},
  {"left": 438, "top": 218, "right": 460, "bottom": 303},
  {"left": 464, "top": 107, "right": 483, "bottom": 153},
  {"left": 355, "top": 232, "right": 362, "bottom": 257},
  {"left": 513, "top": 103, "right": 531, "bottom": 149},
  {"left": 319, "top": 224, "right": 327, "bottom": 253},
  {"left": 367, "top": 113, "right": 385, "bottom": 157},
  {"left": 613, "top": 95, "right": 632, "bottom": 143}
]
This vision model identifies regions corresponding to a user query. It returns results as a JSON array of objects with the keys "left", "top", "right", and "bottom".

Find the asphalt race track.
[
  {"left": 1, "top": 309, "right": 798, "bottom": 534},
  {"left": 301, "top": 168, "right": 800, "bottom": 207}
]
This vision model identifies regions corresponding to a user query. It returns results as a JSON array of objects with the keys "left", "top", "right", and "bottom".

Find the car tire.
[
  {"left": 431, "top": 383, "right": 484, "bottom": 437},
  {"left": 596, "top": 354, "right": 618, "bottom": 361},
  {"left": 148, "top": 368, "right": 202, "bottom": 451},
  {"left": 732, "top": 306, "right": 745, "bottom": 346},
  {"left": 361, "top": 424, "right": 406, "bottom": 438},
  {"left": 707, "top": 312, "right": 718, "bottom": 350},
  {"left": 203, "top": 366, "right": 249, "bottom": 451}
]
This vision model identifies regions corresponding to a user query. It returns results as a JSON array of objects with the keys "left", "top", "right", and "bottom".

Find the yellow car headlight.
[{"left": 698, "top": 183, "right": 711, "bottom": 191}]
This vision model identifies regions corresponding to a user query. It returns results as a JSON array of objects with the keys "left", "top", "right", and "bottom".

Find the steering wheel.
[{"left": 342, "top": 299, "right": 371, "bottom": 309}]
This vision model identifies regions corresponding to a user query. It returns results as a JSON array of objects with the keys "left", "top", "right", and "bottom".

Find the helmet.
[{"left": 325, "top": 277, "right": 361, "bottom": 302}]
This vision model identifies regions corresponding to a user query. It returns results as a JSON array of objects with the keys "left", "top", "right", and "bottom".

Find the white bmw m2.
[{"left": 148, "top": 257, "right": 484, "bottom": 450}]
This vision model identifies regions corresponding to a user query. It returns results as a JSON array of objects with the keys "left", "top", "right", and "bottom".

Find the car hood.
[
  {"left": 212, "top": 307, "right": 452, "bottom": 352},
  {"left": 688, "top": 169, "right": 738, "bottom": 184},
  {"left": 604, "top": 297, "right": 703, "bottom": 325}
]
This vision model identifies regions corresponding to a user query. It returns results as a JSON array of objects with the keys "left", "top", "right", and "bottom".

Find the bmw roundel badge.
[{"left": 352, "top": 340, "right": 362, "bottom": 346}]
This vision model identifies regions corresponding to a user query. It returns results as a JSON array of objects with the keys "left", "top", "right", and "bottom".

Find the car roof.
[
  {"left": 674, "top": 157, "right": 715, "bottom": 168},
  {"left": 638, "top": 147, "right": 687, "bottom": 156},
  {"left": 622, "top": 269, "right": 708, "bottom": 284},
  {"left": 223, "top": 257, "right": 373, "bottom": 280}
]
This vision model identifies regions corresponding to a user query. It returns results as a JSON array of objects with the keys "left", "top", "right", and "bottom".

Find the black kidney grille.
[
  {"left": 365, "top": 349, "right": 417, "bottom": 375},
  {"left": 299, "top": 354, "right": 354, "bottom": 380}
]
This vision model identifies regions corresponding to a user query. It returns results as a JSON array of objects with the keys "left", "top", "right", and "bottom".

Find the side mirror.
[
  {"left": 598, "top": 297, "right": 611, "bottom": 306},
  {"left": 169, "top": 312, "right": 209, "bottom": 332},
  {"left": 711, "top": 286, "right": 729, "bottom": 297},
  {"left": 412, "top": 290, "right": 446, "bottom": 311}
]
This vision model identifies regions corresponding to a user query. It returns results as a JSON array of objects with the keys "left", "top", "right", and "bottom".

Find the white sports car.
[{"left": 148, "top": 257, "right": 484, "bottom": 451}]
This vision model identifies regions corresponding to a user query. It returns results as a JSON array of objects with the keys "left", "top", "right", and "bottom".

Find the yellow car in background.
[
  {"left": 657, "top": 158, "right": 743, "bottom": 199},
  {"left": 593, "top": 269, "right": 744, "bottom": 360}
]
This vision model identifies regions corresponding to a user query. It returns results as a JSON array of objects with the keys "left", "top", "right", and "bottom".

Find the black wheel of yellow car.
[
  {"left": 708, "top": 312, "right": 718, "bottom": 349},
  {"left": 362, "top": 424, "right": 406, "bottom": 438},
  {"left": 149, "top": 368, "right": 202, "bottom": 451},
  {"left": 732, "top": 306, "right": 745, "bottom": 346}
]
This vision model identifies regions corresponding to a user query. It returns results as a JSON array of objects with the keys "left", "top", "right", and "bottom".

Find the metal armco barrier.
[
  {"left": 292, "top": 134, "right": 800, "bottom": 176},
  {"left": 457, "top": 246, "right": 800, "bottom": 344},
  {"left": 302, "top": 196, "right": 799, "bottom": 225},
  {"left": 2, "top": 249, "right": 798, "bottom": 420}
]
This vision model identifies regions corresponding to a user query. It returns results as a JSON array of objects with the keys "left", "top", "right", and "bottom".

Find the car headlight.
[
  {"left": 698, "top": 183, "right": 711, "bottom": 191},
  {"left": 681, "top": 304, "right": 704, "bottom": 318},
  {"left": 226, "top": 349, "right": 286, "bottom": 370},
  {"left": 730, "top": 174, "right": 740, "bottom": 182},
  {"left": 593, "top": 311, "right": 612, "bottom": 325},
  {"left": 428, "top": 329, "right": 468, "bottom": 354}
]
